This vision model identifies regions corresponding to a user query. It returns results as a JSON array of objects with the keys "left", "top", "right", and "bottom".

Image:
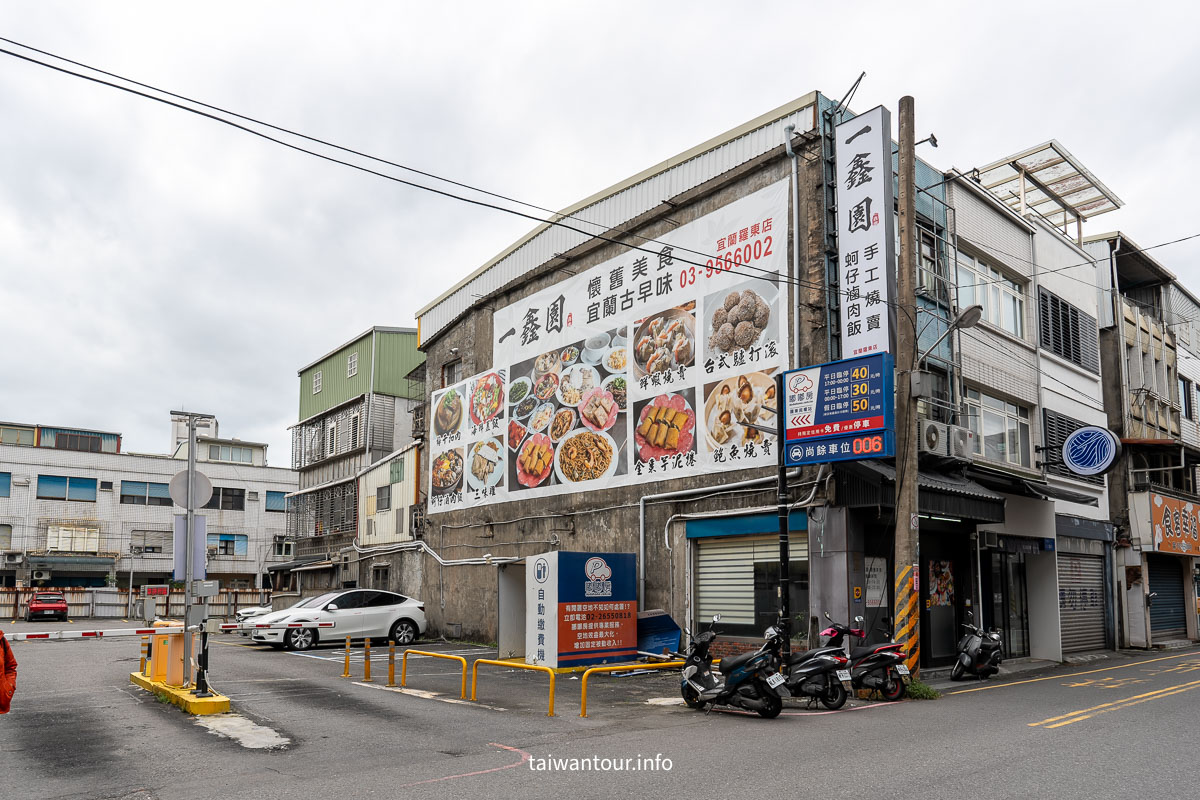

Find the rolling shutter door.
[
  {"left": 695, "top": 534, "right": 807, "bottom": 626},
  {"left": 1147, "top": 555, "right": 1187, "bottom": 640},
  {"left": 1057, "top": 553, "right": 1106, "bottom": 653}
]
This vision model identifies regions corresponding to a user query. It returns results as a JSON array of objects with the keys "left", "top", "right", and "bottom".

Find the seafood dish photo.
[
  {"left": 529, "top": 402, "right": 556, "bottom": 433},
  {"left": 534, "top": 351, "right": 561, "bottom": 377},
  {"left": 706, "top": 373, "right": 778, "bottom": 448},
  {"left": 516, "top": 434, "right": 554, "bottom": 487},
  {"left": 433, "top": 388, "right": 464, "bottom": 435},
  {"left": 634, "top": 310, "right": 695, "bottom": 377},
  {"left": 709, "top": 287, "right": 771, "bottom": 354},
  {"left": 604, "top": 346, "right": 627, "bottom": 373},
  {"left": 557, "top": 364, "right": 599, "bottom": 407},
  {"left": 532, "top": 372, "right": 560, "bottom": 401},
  {"left": 555, "top": 429, "right": 616, "bottom": 484},
  {"left": 579, "top": 389, "right": 618, "bottom": 432},
  {"left": 635, "top": 393, "right": 696, "bottom": 459},
  {"left": 560, "top": 346, "right": 580, "bottom": 367},
  {"left": 549, "top": 408, "right": 576, "bottom": 442},
  {"left": 466, "top": 438, "right": 504, "bottom": 490},
  {"left": 431, "top": 450, "right": 464, "bottom": 494},
  {"left": 469, "top": 373, "right": 504, "bottom": 425}
]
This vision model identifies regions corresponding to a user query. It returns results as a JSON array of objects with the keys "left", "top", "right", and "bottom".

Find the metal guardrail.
[
  {"left": 579, "top": 661, "right": 684, "bottom": 717},
  {"left": 471, "top": 659, "right": 556, "bottom": 716},
  {"left": 401, "top": 649, "right": 469, "bottom": 698}
]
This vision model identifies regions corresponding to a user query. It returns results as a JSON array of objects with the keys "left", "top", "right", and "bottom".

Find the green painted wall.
[{"left": 297, "top": 330, "right": 425, "bottom": 421}]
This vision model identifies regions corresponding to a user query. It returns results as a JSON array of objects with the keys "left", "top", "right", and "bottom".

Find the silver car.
[{"left": 251, "top": 589, "right": 427, "bottom": 651}]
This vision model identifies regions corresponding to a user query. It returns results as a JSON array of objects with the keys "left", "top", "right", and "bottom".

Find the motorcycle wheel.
[
  {"left": 879, "top": 669, "right": 906, "bottom": 702},
  {"left": 756, "top": 691, "right": 783, "bottom": 719},
  {"left": 820, "top": 681, "right": 847, "bottom": 710},
  {"left": 950, "top": 661, "right": 965, "bottom": 681},
  {"left": 681, "top": 685, "right": 706, "bottom": 710}
]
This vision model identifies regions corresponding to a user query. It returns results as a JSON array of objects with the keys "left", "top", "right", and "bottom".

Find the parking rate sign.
[{"left": 783, "top": 353, "right": 894, "bottom": 466}]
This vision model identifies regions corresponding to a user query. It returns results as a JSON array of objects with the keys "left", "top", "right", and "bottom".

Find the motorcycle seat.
[
  {"left": 718, "top": 651, "right": 757, "bottom": 673},
  {"left": 849, "top": 643, "right": 902, "bottom": 660},
  {"left": 788, "top": 646, "right": 843, "bottom": 666}
]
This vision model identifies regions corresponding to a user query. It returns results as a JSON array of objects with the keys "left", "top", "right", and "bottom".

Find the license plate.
[
  {"left": 766, "top": 673, "right": 785, "bottom": 689},
  {"left": 896, "top": 665, "right": 910, "bottom": 675},
  {"left": 41, "top": 610, "right": 54, "bottom": 615},
  {"left": 836, "top": 670, "right": 851, "bottom": 681}
]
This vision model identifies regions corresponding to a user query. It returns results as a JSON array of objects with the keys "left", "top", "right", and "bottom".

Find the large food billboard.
[{"left": 428, "top": 181, "right": 789, "bottom": 512}]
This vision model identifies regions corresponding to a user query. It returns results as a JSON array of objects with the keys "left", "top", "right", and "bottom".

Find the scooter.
[
  {"left": 779, "top": 638, "right": 852, "bottom": 710},
  {"left": 678, "top": 614, "right": 786, "bottom": 718},
  {"left": 821, "top": 612, "right": 910, "bottom": 701},
  {"left": 950, "top": 612, "right": 1003, "bottom": 681}
]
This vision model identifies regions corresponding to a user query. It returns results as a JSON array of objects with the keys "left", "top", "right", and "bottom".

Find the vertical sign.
[
  {"left": 173, "top": 514, "right": 207, "bottom": 581},
  {"left": 835, "top": 106, "right": 895, "bottom": 357}
]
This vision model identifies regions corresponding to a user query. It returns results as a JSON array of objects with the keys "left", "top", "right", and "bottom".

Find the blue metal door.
[{"left": 1148, "top": 555, "right": 1187, "bottom": 640}]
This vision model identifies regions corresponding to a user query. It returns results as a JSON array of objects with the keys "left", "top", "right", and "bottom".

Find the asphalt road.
[{"left": 3, "top": 618, "right": 1199, "bottom": 800}]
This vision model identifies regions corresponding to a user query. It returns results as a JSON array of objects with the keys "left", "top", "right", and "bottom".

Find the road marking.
[
  {"left": 353, "top": 681, "right": 507, "bottom": 710},
  {"left": 1029, "top": 678, "right": 1200, "bottom": 729},
  {"left": 391, "top": 743, "right": 531, "bottom": 789},
  {"left": 948, "top": 651, "right": 1200, "bottom": 694}
]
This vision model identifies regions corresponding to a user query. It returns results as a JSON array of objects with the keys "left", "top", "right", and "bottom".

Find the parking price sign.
[{"left": 783, "top": 352, "right": 894, "bottom": 466}]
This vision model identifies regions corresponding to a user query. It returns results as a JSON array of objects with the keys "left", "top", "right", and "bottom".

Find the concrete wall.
[{"left": 1026, "top": 550, "right": 1063, "bottom": 662}]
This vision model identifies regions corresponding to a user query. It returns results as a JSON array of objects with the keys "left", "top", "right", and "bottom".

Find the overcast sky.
[{"left": 2, "top": 2, "right": 1197, "bottom": 463}]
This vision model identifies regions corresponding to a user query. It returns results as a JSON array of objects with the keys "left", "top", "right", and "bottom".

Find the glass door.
[{"left": 989, "top": 551, "right": 1029, "bottom": 659}]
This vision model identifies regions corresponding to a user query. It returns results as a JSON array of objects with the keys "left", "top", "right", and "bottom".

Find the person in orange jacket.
[{"left": 0, "top": 628, "right": 16, "bottom": 714}]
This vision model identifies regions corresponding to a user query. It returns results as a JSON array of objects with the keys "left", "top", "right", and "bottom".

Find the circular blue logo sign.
[
  {"left": 534, "top": 558, "right": 550, "bottom": 584},
  {"left": 1062, "top": 426, "right": 1121, "bottom": 476}
]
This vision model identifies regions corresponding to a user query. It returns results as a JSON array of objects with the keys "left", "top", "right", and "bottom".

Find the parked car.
[
  {"left": 25, "top": 592, "right": 69, "bottom": 622},
  {"left": 231, "top": 605, "right": 273, "bottom": 636},
  {"left": 251, "top": 589, "right": 427, "bottom": 651}
]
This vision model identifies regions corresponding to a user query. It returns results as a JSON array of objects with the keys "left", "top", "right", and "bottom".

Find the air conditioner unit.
[
  {"left": 130, "top": 546, "right": 144, "bottom": 555},
  {"left": 948, "top": 425, "right": 976, "bottom": 460},
  {"left": 31, "top": 569, "right": 51, "bottom": 581},
  {"left": 918, "top": 420, "right": 950, "bottom": 456},
  {"left": 4, "top": 553, "right": 22, "bottom": 564},
  {"left": 207, "top": 546, "right": 218, "bottom": 556},
  {"left": 248, "top": 491, "right": 260, "bottom": 502},
  {"left": 982, "top": 531, "right": 1000, "bottom": 549}
]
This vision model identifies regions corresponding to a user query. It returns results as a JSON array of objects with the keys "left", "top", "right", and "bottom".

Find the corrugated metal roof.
[{"left": 416, "top": 93, "right": 821, "bottom": 345}]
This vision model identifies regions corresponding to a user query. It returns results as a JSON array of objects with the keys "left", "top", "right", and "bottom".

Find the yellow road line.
[
  {"left": 1029, "top": 679, "right": 1200, "bottom": 729},
  {"left": 949, "top": 651, "right": 1200, "bottom": 694}
]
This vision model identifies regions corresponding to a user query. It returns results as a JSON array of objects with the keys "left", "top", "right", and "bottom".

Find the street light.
[{"left": 918, "top": 304, "right": 983, "bottom": 366}]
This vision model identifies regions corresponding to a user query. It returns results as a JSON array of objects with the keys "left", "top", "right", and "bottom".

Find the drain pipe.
[
  {"left": 638, "top": 469, "right": 801, "bottom": 610},
  {"left": 784, "top": 124, "right": 803, "bottom": 368}
]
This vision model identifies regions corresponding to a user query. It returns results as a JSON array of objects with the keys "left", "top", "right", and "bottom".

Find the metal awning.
[
  {"left": 975, "top": 140, "right": 1122, "bottom": 233},
  {"left": 1020, "top": 480, "right": 1099, "bottom": 507},
  {"left": 966, "top": 464, "right": 1100, "bottom": 508},
  {"left": 836, "top": 461, "right": 1006, "bottom": 523},
  {"left": 27, "top": 555, "right": 116, "bottom": 569},
  {"left": 291, "top": 560, "right": 335, "bottom": 573},
  {"left": 265, "top": 556, "right": 326, "bottom": 573}
]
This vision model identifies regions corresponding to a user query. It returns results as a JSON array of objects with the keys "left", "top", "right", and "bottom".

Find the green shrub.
[{"left": 905, "top": 679, "right": 940, "bottom": 700}]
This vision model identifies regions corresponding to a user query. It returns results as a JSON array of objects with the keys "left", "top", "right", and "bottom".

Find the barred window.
[{"left": 1038, "top": 288, "right": 1099, "bottom": 373}]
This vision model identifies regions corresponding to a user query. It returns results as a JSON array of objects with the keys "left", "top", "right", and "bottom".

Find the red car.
[{"left": 25, "top": 592, "right": 69, "bottom": 622}]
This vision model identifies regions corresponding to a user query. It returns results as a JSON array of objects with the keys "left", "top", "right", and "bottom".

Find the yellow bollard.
[
  {"left": 363, "top": 638, "right": 373, "bottom": 683},
  {"left": 342, "top": 636, "right": 351, "bottom": 678},
  {"left": 387, "top": 641, "right": 396, "bottom": 687},
  {"left": 139, "top": 636, "right": 149, "bottom": 675}
]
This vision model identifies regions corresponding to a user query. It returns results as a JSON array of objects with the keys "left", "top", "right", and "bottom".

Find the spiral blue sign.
[{"left": 1061, "top": 426, "right": 1121, "bottom": 476}]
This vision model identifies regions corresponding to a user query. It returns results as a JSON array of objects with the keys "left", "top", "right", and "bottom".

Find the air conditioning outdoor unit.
[
  {"left": 982, "top": 531, "right": 1000, "bottom": 548},
  {"left": 948, "top": 425, "right": 976, "bottom": 460},
  {"left": 918, "top": 420, "right": 950, "bottom": 456},
  {"left": 32, "top": 569, "right": 51, "bottom": 581},
  {"left": 4, "top": 553, "right": 22, "bottom": 564}
]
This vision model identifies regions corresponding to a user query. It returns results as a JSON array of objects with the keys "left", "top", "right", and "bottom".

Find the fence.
[{"left": 1, "top": 588, "right": 271, "bottom": 620}]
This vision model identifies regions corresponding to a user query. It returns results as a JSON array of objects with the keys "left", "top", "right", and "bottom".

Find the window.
[
  {"left": 202, "top": 487, "right": 246, "bottom": 511},
  {"left": 377, "top": 485, "right": 391, "bottom": 512},
  {"left": 1039, "top": 288, "right": 1100, "bottom": 373},
  {"left": 326, "top": 419, "right": 337, "bottom": 457},
  {"left": 411, "top": 505, "right": 425, "bottom": 535},
  {"left": 372, "top": 566, "right": 391, "bottom": 588},
  {"left": 1181, "top": 378, "right": 1195, "bottom": 421},
  {"left": 0, "top": 472, "right": 9, "bottom": 498},
  {"left": 54, "top": 432, "right": 102, "bottom": 453},
  {"left": 273, "top": 540, "right": 293, "bottom": 557},
  {"left": 313, "top": 370, "right": 322, "bottom": 394},
  {"left": 0, "top": 427, "right": 33, "bottom": 446},
  {"left": 46, "top": 525, "right": 99, "bottom": 552},
  {"left": 349, "top": 414, "right": 360, "bottom": 451},
  {"left": 964, "top": 389, "right": 1031, "bottom": 468},
  {"left": 266, "top": 491, "right": 288, "bottom": 512},
  {"left": 206, "top": 533, "right": 248, "bottom": 556},
  {"left": 916, "top": 227, "right": 951, "bottom": 303},
  {"left": 0, "top": 524, "right": 11, "bottom": 549},
  {"left": 36, "top": 475, "right": 97, "bottom": 502},
  {"left": 348, "top": 351, "right": 358, "bottom": 378},
  {"left": 1043, "top": 409, "right": 1104, "bottom": 486},
  {"left": 131, "top": 530, "right": 170, "bottom": 555},
  {"left": 442, "top": 359, "right": 462, "bottom": 387},
  {"left": 957, "top": 253, "right": 1025, "bottom": 337},
  {"left": 208, "top": 445, "right": 253, "bottom": 463},
  {"left": 390, "top": 459, "right": 404, "bottom": 484},
  {"left": 332, "top": 590, "right": 364, "bottom": 609},
  {"left": 119, "top": 481, "right": 173, "bottom": 506}
]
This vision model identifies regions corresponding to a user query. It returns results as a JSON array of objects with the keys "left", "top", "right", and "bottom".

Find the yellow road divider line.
[
  {"left": 1029, "top": 678, "right": 1200, "bottom": 728},
  {"left": 949, "top": 651, "right": 1200, "bottom": 694}
]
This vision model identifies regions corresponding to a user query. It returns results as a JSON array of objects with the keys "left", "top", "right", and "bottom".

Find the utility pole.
[
  {"left": 170, "top": 409, "right": 213, "bottom": 689},
  {"left": 893, "top": 95, "right": 920, "bottom": 675}
]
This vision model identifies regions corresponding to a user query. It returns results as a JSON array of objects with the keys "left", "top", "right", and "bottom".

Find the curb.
[{"left": 129, "top": 672, "right": 230, "bottom": 715}]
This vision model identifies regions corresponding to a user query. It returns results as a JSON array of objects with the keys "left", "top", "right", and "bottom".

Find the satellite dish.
[{"left": 169, "top": 470, "right": 213, "bottom": 508}]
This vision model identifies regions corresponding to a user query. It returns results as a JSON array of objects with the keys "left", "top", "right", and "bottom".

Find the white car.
[
  {"left": 232, "top": 605, "right": 274, "bottom": 636},
  {"left": 251, "top": 589, "right": 427, "bottom": 651}
]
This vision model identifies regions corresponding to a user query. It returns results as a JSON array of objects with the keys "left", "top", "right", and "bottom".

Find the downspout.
[
  {"left": 638, "top": 469, "right": 801, "bottom": 611},
  {"left": 785, "top": 124, "right": 802, "bottom": 370},
  {"left": 365, "top": 329, "right": 378, "bottom": 465}
]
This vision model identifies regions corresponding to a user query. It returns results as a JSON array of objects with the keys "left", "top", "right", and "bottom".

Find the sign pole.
[
  {"left": 776, "top": 371, "right": 791, "bottom": 661},
  {"left": 183, "top": 414, "right": 196, "bottom": 687},
  {"left": 893, "top": 95, "right": 921, "bottom": 676}
]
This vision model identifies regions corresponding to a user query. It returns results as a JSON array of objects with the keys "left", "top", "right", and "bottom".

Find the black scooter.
[
  {"left": 678, "top": 614, "right": 786, "bottom": 718},
  {"left": 778, "top": 638, "right": 852, "bottom": 710},
  {"left": 950, "top": 612, "right": 1003, "bottom": 680},
  {"left": 821, "top": 613, "right": 910, "bottom": 701}
]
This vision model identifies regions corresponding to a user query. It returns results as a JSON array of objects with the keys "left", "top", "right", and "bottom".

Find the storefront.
[
  {"left": 1055, "top": 515, "right": 1114, "bottom": 653},
  {"left": 1147, "top": 553, "right": 1188, "bottom": 640}
]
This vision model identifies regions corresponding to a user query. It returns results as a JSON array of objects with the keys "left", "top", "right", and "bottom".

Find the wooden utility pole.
[{"left": 893, "top": 95, "right": 920, "bottom": 675}]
